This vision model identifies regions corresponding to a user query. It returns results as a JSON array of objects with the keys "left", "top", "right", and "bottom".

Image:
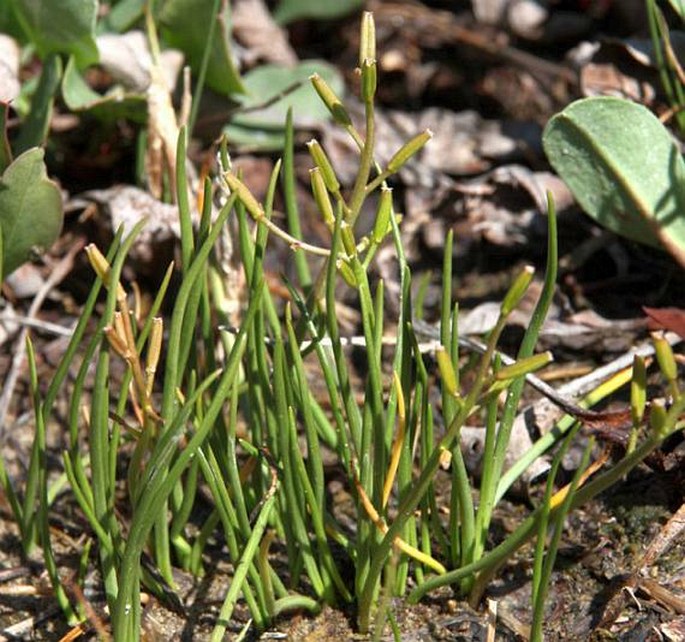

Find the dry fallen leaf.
[{"left": 643, "top": 306, "right": 685, "bottom": 341}]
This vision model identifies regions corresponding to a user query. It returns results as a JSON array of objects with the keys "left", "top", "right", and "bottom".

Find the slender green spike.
[
  {"left": 652, "top": 332, "right": 679, "bottom": 399},
  {"left": 386, "top": 130, "right": 433, "bottom": 173},
  {"left": 360, "top": 58, "right": 377, "bottom": 104},
  {"left": 307, "top": 140, "right": 340, "bottom": 194},
  {"left": 500, "top": 265, "right": 535, "bottom": 316},
  {"left": 436, "top": 348, "right": 459, "bottom": 398},
  {"left": 649, "top": 399, "right": 668, "bottom": 437},
  {"left": 494, "top": 352, "right": 553, "bottom": 381},
  {"left": 631, "top": 355, "right": 647, "bottom": 425},
  {"left": 371, "top": 186, "right": 392, "bottom": 244},
  {"left": 310, "top": 168, "right": 335, "bottom": 230},
  {"left": 359, "top": 11, "right": 376, "bottom": 65},
  {"left": 310, "top": 73, "right": 352, "bottom": 128}
]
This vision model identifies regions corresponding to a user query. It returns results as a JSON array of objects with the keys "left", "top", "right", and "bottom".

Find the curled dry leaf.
[
  {"left": 0, "top": 35, "right": 20, "bottom": 103},
  {"left": 576, "top": 37, "right": 665, "bottom": 103},
  {"left": 232, "top": 0, "right": 298, "bottom": 67},
  {"left": 97, "top": 31, "right": 184, "bottom": 94},
  {"left": 643, "top": 306, "right": 685, "bottom": 341}
]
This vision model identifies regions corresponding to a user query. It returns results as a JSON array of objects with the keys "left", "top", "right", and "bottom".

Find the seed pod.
[
  {"left": 495, "top": 352, "right": 553, "bottom": 381},
  {"left": 310, "top": 73, "right": 352, "bottom": 128},
  {"left": 500, "top": 265, "right": 534, "bottom": 317},
  {"left": 223, "top": 173, "right": 264, "bottom": 222},
  {"left": 310, "top": 168, "right": 335, "bottom": 230},
  {"left": 337, "top": 258, "right": 357, "bottom": 286},
  {"left": 146, "top": 317, "right": 163, "bottom": 397},
  {"left": 630, "top": 354, "right": 647, "bottom": 425},
  {"left": 360, "top": 58, "right": 377, "bottom": 104},
  {"left": 372, "top": 186, "right": 393, "bottom": 243},
  {"left": 359, "top": 11, "right": 376, "bottom": 66},
  {"left": 386, "top": 129, "right": 433, "bottom": 173},
  {"left": 652, "top": 332, "right": 677, "bottom": 383},
  {"left": 437, "top": 348, "right": 459, "bottom": 398},
  {"left": 85, "top": 244, "right": 126, "bottom": 301},
  {"left": 307, "top": 140, "right": 340, "bottom": 193},
  {"left": 649, "top": 399, "right": 668, "bottom": 438}
]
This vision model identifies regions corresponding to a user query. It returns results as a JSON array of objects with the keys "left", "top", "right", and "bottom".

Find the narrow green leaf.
[
  {"left": 15, "top": 54, "right": 61, "bottom": 153},
  {"left": 158, "top": 0, "right": 244, "bottom": 95}
]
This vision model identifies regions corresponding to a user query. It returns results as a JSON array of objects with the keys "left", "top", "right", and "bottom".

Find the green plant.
[
  {"left": 5, "top": 10, "right": 684, "bottom": 642},
  {"left": 543, "top": 0, "right": 685, "bottom": 268},
  {"left": 0, "top": 0, "right": 352, "bottom": 276},
  {"left": 221, "top": 12, "right": 685, "bottom": 635},
  {"left": 543, "top": 96, "right": 685, "bottom": 268},
  {"left": 0, "top": 145, "right": 63, "bottom": 280},
  {"left": 273, "top": 0, "right": 363, "bottom": 24}
]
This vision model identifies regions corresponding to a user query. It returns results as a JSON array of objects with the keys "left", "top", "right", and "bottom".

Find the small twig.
[
  {"left": 486, "top": 599, "right": 497, "bottom": 642},
  {"left": 0, "top": 313, "right": 75, "bottom": 337}
]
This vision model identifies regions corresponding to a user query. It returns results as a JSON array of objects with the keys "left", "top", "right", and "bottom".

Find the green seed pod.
[
  {"left": 652, "top": 332, "right": 677, "bottom": 383},
  {"left": 494, "top": 352, "right": 553, "bottom": 381},
  {"left": 436, "top": 348, "right": 459, "bottom": 398},
  {"left": 359, "top": 11, "right": 376, "bottom": 66},
  {"left": 222, "top": 173, "right": 264, "bottom": 222},
  {"left": 307, "top": 140, "right": 340, "bottom": 193},
  {"left": 360, "top": 58, "right": 377, "bottom": 104},
  {"left": 386, "top": 129, "right": 433, "bottom": 173},
  {"left": 145, "top": 317, "right": 163, "bottom": 397},
  {"left": 85, "top": 243, "right": 126, "bottom": 301},
  {"left": 649, "top": 399, "right": 668, "bottom": 438},
  {"left": 310, "top": 73, "right": 352, "bottom": 128},
  {"left": 310, "top": 168, "right": 335, "bottom": 230},
  {"left": 630, "top": 354, "right": 647, "bottom": 425},
  {"left": 372, "top": 186, "right": 393, "bottom": 243},
  {"left": 500, "top": 265, "right": 534, "bottom": 316},
  {"left": 337, "top": 258, "right": 357, "bottom": 286},
  {"left": 340, "top": 221, "right": 358, "bottom": 257}
]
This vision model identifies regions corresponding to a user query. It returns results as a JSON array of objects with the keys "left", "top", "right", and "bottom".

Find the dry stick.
[
  {"left": 0, "top": 241, "right": 85, "bottom": 441},
  {"left": 411, "top": 318, "right": 682, "bottom": 425},
  {"left": 0, "top": 313, "right": 75, "bottom": 337},
  {"left": 596, "top": 498, "right": 685, "bottom": 630}
]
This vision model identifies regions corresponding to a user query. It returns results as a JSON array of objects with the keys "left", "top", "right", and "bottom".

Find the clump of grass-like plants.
[{"left": 2, "top": 11, "right": 683, "bottom": 641}]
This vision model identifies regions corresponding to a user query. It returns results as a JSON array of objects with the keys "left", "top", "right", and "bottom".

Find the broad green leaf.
[
  {"left": 158, "top": 0, "right": 244, "bottom": 95},
  {"left": 224, "top": 60, "right": 344, "bottom": 149},
  {"left": 97, "top": 0, "right": 145, "bottom": 34},
  {"left": 61, "top": 56, "right": 146, "bottom": 121},
  {"left": 273, "top": 0, "right": 363, "bottom": 24},
  {"left": 9, "top": 0, "right": 98, "bottom": 67},
  {"left": 15, "top": 54, "right": 62, "bottom": 154},
  {"left": 543, "top": 96, "right": 685, "bottom": 267},
  {"left": 0, "top": 147, "right": 63, "bottom": 276},
  {"left": 222, "top": 123, "right": 289, "bottom": 152}
]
